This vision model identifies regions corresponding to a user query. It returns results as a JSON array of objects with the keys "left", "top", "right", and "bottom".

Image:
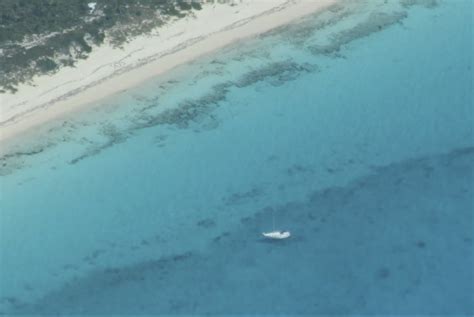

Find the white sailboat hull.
[{"left": 262, "top": 231, "right": 291, "bottom": 239}]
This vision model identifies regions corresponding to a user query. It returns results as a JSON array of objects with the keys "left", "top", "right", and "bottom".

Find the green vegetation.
[{"left": 0, "top": 0, "right": 203, "bottom": 93}]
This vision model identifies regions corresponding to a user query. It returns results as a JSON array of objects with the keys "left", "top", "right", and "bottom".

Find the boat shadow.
[{"left": 256, "top": 235, "right": 303, "bottom": 245}]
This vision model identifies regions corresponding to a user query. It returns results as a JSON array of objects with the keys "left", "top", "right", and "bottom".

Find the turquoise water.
[{"left": 1, "top": 0, "right": 473, "bottom": 315}]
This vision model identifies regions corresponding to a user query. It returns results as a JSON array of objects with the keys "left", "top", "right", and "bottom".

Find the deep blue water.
[{"left": 1, "top": 0, "right": 473, "bottom": 315}]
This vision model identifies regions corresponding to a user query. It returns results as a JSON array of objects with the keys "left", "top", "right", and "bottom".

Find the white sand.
[{"left": 0, "top": 0, "right": 337, "bottom": 143}]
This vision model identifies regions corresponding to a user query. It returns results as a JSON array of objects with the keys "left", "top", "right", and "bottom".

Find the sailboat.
[{"left": 262, "top": 209, "right": 291, "bottom": 240}]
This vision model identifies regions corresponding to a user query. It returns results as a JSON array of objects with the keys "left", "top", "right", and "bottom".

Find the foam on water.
[{"left": 1, "top": 0, "right": 472, "bottom": 314}]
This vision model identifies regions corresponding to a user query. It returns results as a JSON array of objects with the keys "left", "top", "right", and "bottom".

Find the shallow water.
[{"left": 1, "top": 0, "right": 473, "bottom": 315}]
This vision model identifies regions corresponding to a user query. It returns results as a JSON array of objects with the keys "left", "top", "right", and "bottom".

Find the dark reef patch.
[
  {"left": 212, "top": 231, "right": 230, "bottom": 243},
  {"left": 375, "top": 267, "right": 391, "bottom": 280},
  {"left": 0, "top": 146, "right": 47, "bottom": 176},
  {"left": 286, "top": 164, "right": 314, "bottom": 176},
  {"left": 10, "top": 251, "right": 195, "bottom": 314},
  {"left": 234, "top": 61, "right": 318, "bottom": 88},
  {"left": 308, "top": 11, "right": 408, "bottom": 56},
  {"left": 415, "top": 241, "right": 426, "bottom": 249},
  {"left": 400, "top": 0, "right": 438, "bottom": 9},
  {"left": 224, "top": 187, "right": 265, "bottom": 205},
  {"left": 197, "top": 218, "right": 216, "bottom": 229}
]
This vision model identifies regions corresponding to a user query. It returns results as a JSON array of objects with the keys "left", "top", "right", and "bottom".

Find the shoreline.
[{"left": 0, "top": 0, "right": 337, "bottom": 144}]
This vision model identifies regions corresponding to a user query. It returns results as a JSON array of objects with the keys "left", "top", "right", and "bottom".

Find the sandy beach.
[{"left": 0, "top": 0, "right": 336, "bottom": 143}]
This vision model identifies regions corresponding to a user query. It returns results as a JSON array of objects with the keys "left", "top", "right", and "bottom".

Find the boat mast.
[{"left": 272, "top": 210, "right": 275, "bottom": 231}]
